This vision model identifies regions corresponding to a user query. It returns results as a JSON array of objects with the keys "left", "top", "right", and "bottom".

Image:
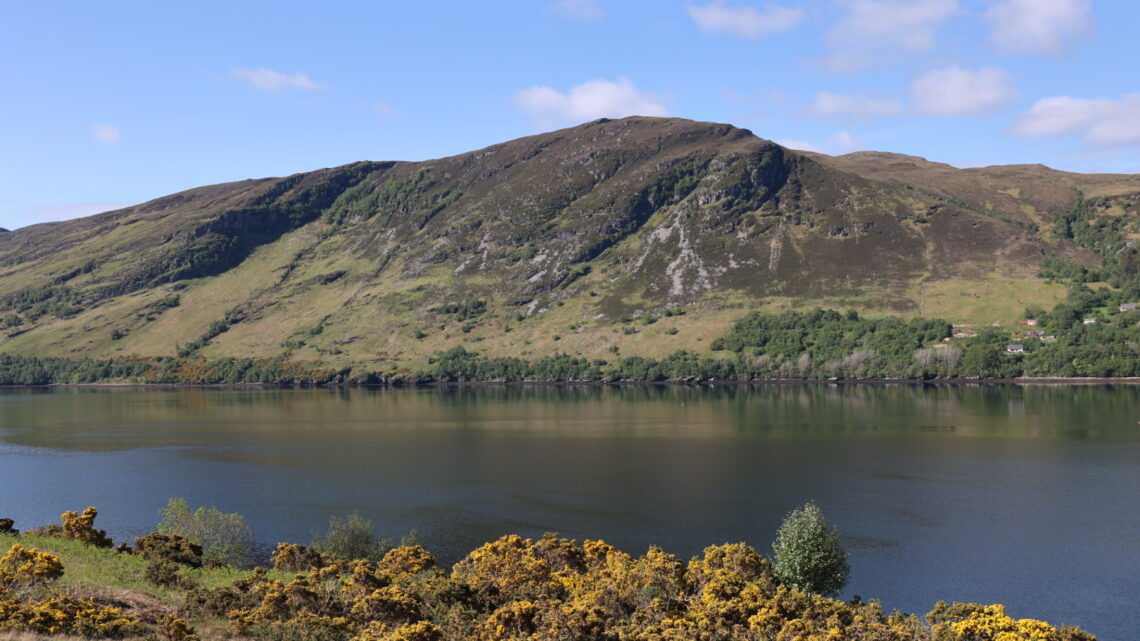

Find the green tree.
[
  {"left": 157, "top": 498, "right": 256, "bottom": 568},
  {"left": 771, "top": 501, "right": 850, "bottom": 597}
]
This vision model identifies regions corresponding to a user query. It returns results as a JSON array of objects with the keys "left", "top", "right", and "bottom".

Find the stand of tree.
[{"left": 0, "top": 354, "right": 355, "bottom": 386}]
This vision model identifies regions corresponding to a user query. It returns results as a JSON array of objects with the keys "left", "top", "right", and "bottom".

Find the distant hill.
[{"left": 1, "top": 116, "right": 1136, "bottom": 371}]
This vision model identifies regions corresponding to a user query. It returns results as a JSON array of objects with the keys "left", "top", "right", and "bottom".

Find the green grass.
[
  {"left": 2, "top": 533, "right": 272, "bottom": 604},
  {"left": 915, "top": 277, "right": 1069, "bottom": 325}
]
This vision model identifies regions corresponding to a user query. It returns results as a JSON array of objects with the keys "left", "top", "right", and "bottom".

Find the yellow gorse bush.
[
  {"left": 0, "top": 543, "right": 64, "bottom": 592},
  {"left": 219, "top": 534, "right": 1098, "bottom": 641},
  {"left": 0, "top": 593, "right": 141, "bottom": 637},
  {"left": 155, "top": 613, "right": 201, "bottom": 641},
  {"left": 0, "top": 509, "right": 1103, "bottom": 641},
  {"left": 929, "top": 602, "right": 1093, "bottom": 641},
  {"left": 0, "top": 542, "right": 142, "bottom": 638},
  {"left": 353, "top": 619, "right": 445, "bottom": 641},
  {"left": 27, "top": 507, "right": 114, "bottom": 548}
]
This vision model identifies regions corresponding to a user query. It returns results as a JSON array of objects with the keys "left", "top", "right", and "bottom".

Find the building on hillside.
[
  {"left": 1006, "top": 344, "right": 1025, "bottom": 353},
  {"left": 1120, "top": 303, "right": 1138, "bottom": 312},
  {"left": 1017, "top": 319, "right": 1038, "bottom": 326},
  {"left": 1083, "top": 318, "right": 1097, "bottom": 325}
]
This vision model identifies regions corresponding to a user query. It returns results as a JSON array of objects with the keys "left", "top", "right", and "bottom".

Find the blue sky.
[{"left": 2, "top": 0, "right": 1136, "bottom": 230}]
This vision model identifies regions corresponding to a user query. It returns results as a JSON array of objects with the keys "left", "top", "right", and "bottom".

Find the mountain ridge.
[{"left": 1, "top": 116, "right": 1134, "bottom": 370}]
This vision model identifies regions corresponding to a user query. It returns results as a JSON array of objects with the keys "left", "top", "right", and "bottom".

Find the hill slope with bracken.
[{"left": 0, "top": 116, "right": 1134, "bottom": 370}]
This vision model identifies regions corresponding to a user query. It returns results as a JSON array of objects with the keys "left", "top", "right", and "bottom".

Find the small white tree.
[{"left": 771, "top": 501, "right": 850, "bottom": 596}]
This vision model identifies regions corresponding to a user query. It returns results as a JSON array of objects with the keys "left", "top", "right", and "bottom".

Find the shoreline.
[{"left": 5, "top": 375, "right": 1140, "bottom": 389}]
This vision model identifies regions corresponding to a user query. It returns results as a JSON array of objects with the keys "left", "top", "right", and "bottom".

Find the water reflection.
[
  {"left": 0, "top": 385, "right": 1137, "bottom": 639},
  {"left": 2, "top": 385, "right": 1138, "bottom": 453}
]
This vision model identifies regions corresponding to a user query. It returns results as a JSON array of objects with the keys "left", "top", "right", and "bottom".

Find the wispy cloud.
[
  {"left": 550, "top": 0, "right": 604, "bottom": 20},
  {"left": 1010, "top": 94, "right": 1140, "bottom": 146},
  {"left": 777, "top": 138, "right": 829, "bottom": 154},
  {"left": 777, "top": 131, "right": 863, "bottom": 155},
  {"left": 688, "top": 2, "right": 805, "bottom": 38},
  {"left": 823, "top": 0, "right": 959, "bottom": 72},
  {"left": 809, "top": 91, "right": 903, "bottom": 119},
  {"left": 92, "top": 124, "right": 121, "bottom": 145},
  {"left": 515, "top": 77, "right": 668, "bottom": 130},
  {"left": 986, "top": 0, "right": 1092, "bottom": 55},
  {"left": 232, "top": 67, "right": 326, "bottom": 92},
  {"left": 910, "top": 66, "right": 1015, "bottom": 116}
]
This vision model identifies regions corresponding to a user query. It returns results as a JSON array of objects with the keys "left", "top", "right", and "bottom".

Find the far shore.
[{"left": 6, "top": 376, "right": 1140, "bottom": 389}]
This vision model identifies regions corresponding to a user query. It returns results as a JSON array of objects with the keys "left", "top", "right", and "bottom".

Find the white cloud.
[
  {"left": 776, "top": 130, "right": 863, "bottom": 154},
  {"left": 986, "top": 0, "right": 1091, "bottom": 55},
  {"left": 777, "top": 138, "right": 829, "bottom": 154},
  {"left": 910, "top": 66, "right": 1015, "bottom": 116},
  {"left": 515, "top": 77, "right": 668, "bottom": 129},
  {"left": 550, "top": 0, "right": 603, "bottom": 20},
  {"left": 828, "top": 130, "right": 863, "bottom": 153},
  {"left": 809, "top": 91, "right": 904, "bottom": 118},
  {"left": 688, "top": 2, "right": 805, "bottom": 38},
  {"left": 92, "top": 124, "right": 120, "bottom": 145},
  {"left": 232, "top": 67, "right": 326, "bottom": 92},
  {"left": 374, "top": 102, "right": 398, "bottom": 117},
  {"left": 1010, "top": 94, "right": 1140, "bottom": 146},
  {"left": 824, "top": 0, "right": 958, "bottom": 71}
]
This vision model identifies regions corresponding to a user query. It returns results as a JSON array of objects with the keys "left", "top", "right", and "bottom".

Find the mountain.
[{"left": 1, "top": 116, "right": 1136, "bottom": 370}]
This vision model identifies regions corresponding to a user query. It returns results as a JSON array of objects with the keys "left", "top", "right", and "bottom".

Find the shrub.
[
  {"left": 155, "top": 614, "right": 201, "bottom": 641},
  {"left": 377, "top": 545, "right": 436, "bottom": 577},
  {"left": 312, "top": 512, "right": 390, "bottom": 563},
  {"left": 182, "top": 571, "right": 265, "bottom": 618},
  {"left": 771, "top": 502, "right": 850, "bottom": 597},
  {"left": 349, "top": 585, "right": 421, "bottom": 625},
  {"left": 272, "top": 543, "right": 327, "bottom": 572},
  {"left": 352, "top": 620, "right": 443, "bottom": 641},
  {"left": 0, "top": 543, "right": 64, "bottom": 593},
  {"left": 244, "top": 612, "right": 352, "bottom": 641},
  {"left": 134, "top": 532, "right": 204, "bottom": 568},
  {"left": 0, "top": 594, "right": 141, "bottom": 638},
  {"left": 926, "top": 601, "right": 1096, "bottom": 641},
  {"left": 28, "top": 507, "right": 114, "bottom": 548},
  {"left": 157, "top": 498, "right": 256, "bottom": 568},
  {"left": 0, "top": 519, "right": 17, "bottom": 536},
  {"left": 146, "top": 558, "right": 192, "bottom": 589}
]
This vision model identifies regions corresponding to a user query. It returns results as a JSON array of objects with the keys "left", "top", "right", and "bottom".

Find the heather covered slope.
[{"left": 0, "top": 117, "right": 1127, "bottom": 370}]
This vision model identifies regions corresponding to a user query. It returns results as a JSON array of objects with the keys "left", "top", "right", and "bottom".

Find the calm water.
[{"left": 0, "top": 385, "right": 1137, "bottom": 638}]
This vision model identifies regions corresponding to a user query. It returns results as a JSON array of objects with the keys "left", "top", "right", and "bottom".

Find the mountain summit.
[{"left": 1, "top": 117, "right": 1136, "bottom": 366}]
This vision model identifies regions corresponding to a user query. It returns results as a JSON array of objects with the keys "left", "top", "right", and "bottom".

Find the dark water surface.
[{"left": 1, "top": 385, "right": 1137, "bottom": 638}]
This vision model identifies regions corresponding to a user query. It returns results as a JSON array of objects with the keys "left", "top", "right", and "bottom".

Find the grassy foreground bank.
[{"left": 0, "top": 509, "right": 1096, "bottom": 641}]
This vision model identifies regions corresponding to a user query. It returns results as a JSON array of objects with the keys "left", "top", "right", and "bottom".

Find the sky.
[{"left": 2, "top": 0, "right": 1137, "bottom": 230}]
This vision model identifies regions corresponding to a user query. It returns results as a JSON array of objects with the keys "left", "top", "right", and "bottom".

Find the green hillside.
[{"left": 1, "top": 117, "right": 1137, "bottom": 377}]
